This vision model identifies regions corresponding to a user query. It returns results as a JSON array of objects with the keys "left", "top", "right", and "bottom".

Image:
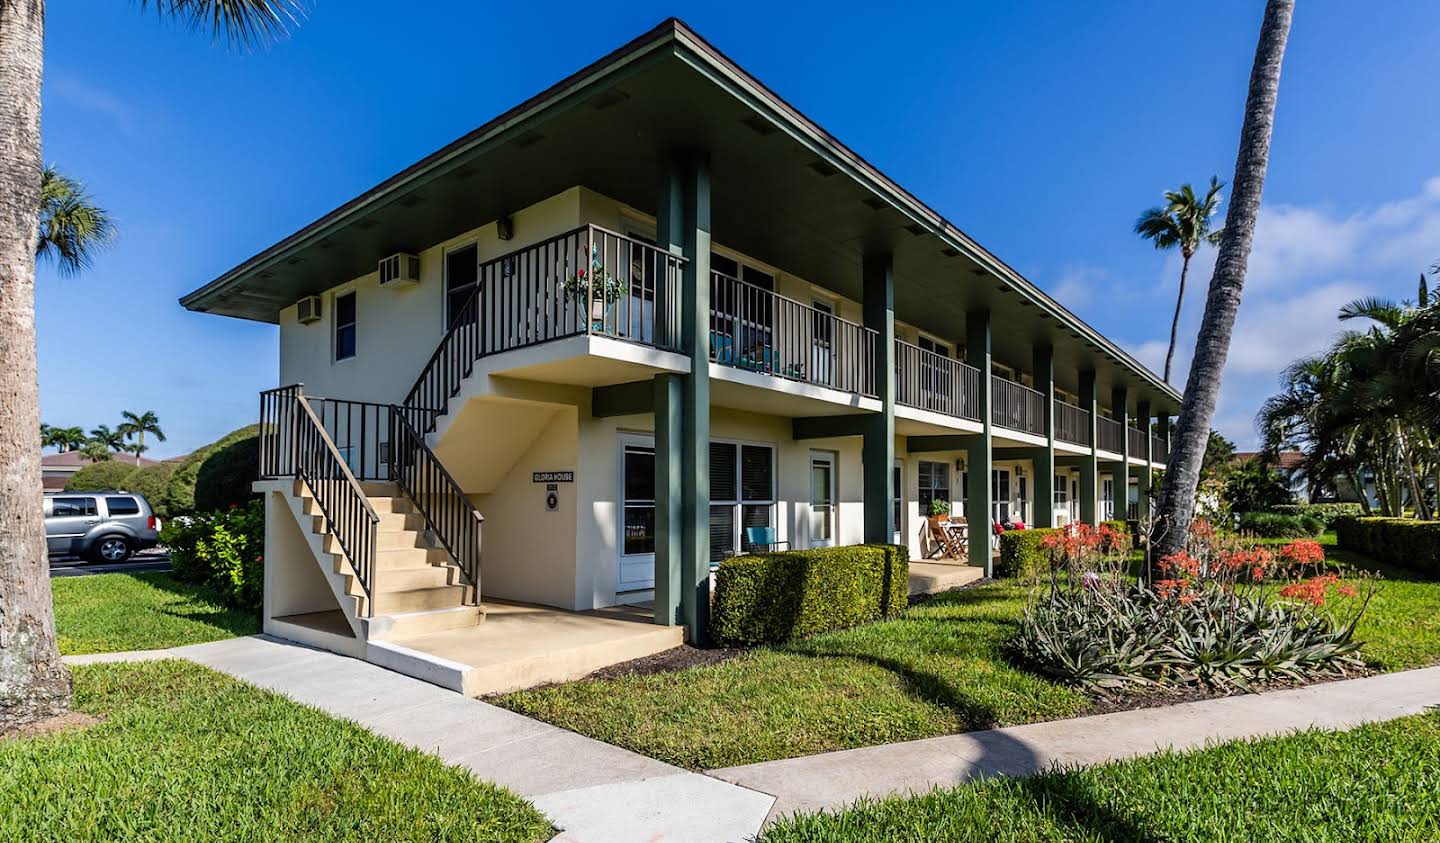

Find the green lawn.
[
  {"left": 497, "top": 537, "right": 1440, "bottom": 770},
  {"left": 52, "top": 571, "right": 258, "bottom": 655},
  {"left": 497, "top": 582, "right": 1088, "bottom": 769},
  {"left": 760, "top": 710, "right": 1440, "bottom": 842},
  {"left": 0, "top": 660, "right": 553, "bottom": 843}
]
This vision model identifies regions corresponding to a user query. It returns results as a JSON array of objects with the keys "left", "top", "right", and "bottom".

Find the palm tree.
[
  {"left": 36, "top": 166, "right": 115, "bottom": 275},
  {"left": 0, "top": 0, "right": 303, "bottom": 730},
  {"left": 118, "top": 411, "right": 165, "bottom": 465},
  {"left": 43, "top": 425, "right": 86, "bottom": 453},
  {"left": 88, "top": 424, "right": 125, "bottom": 454},
  {"left": 1135, "top": 177, "right": 1225, "bottom": 383},
  {"left": 79, "top": 439, "right": 113, "bottom": 463},
  {"left": 1154, "top": 0, "right": 1296, "bottom": 561}
]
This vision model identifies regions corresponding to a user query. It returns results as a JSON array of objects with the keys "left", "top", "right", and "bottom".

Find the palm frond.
[
  {"left": 36, "top": 166, "right": 116, "bottom": 276},
  {"left": 139, "top": 0, "right": 306, "bottom": 48},
  {"left": 1338, "top": 296, "right": 1404, "bottom": 327}
]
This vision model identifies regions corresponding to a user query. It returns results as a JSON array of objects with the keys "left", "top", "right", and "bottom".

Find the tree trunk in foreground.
[
  {"left": 0, "top": 0, "right": 70, "bottom": 731},
  {"left": 1154, "top": 0, "right": 1295, "bottom": 560}
]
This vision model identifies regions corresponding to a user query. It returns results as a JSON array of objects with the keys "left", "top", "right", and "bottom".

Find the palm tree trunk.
[
  {"left": 1154, "top": 0, "right": 1295, "bottom": 560},
  {"left": 1348, "top": 469, "right": 1373, "bottom": 516},
  {"left": 136, "top": 431, "right": 143, "bottom": 465},
  {"left": 1164, "top": 254, "right": 1191, "bottom": 383},
  {"left": 0, "top": 0, "right": 71, "bottom": 730}
]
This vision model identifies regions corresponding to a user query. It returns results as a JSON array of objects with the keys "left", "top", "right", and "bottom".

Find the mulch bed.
[
  {"left": 581, "top": 644, "right": 746, "bottom": 681},
  {"left": 1081, "top": 667, "right": 1380, "bottom": 718},
  {"left": 1, "top": 711, "right": 100, "bottom": 742}
]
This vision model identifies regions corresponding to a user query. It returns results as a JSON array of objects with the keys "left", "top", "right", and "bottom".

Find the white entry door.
[
  {"left": 617, "top": 434, "right": 656, "bottom": 591},
  {"left": 810, "top": 451, "right": 837, "bottom": 547}
]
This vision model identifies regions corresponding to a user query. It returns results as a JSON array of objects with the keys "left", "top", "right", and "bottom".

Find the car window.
[
  {"left": 51, "top": 497, "right": 97, "bottom": 518},
  {"left": 104, "top": 496, "right": 141, "bottom": 516}
]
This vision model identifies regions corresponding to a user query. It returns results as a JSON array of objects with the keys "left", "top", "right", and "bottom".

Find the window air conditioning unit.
[
  {"left": 379, "top": 252, "right": 421, "bottom": 287},
  {"left": 296, "top": 295, "right": 322, "bottom": 324}
]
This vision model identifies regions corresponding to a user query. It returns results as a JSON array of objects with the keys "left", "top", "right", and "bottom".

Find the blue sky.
[{"left": 39, "top": 1, "right": 1440, "bottom": 457}]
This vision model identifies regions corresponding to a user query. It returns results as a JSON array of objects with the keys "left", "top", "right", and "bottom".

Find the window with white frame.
[
  {"left": 709, "top": 440, "right": 775, "bottom": 563},
  {"left": 622, "top": 443, "right": 656, "bottom": 556},
  {"left": 445, "top": 243, "right": 478, "bottom": 329},
  {"left": 917, "top": 460, "right": 949, "bottom": 515},
  {"left": 334, "top": 291, "right": 356, "bottom": 361}
]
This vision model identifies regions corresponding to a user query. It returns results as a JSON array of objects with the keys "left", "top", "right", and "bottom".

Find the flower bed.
[{"left": 1010, "top": 521, "right": 1375, "bottom": 689}]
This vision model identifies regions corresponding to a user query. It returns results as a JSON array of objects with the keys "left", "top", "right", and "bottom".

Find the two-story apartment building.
[{"left": 182, "top": 19, "right": 1178, "bottom": 694}]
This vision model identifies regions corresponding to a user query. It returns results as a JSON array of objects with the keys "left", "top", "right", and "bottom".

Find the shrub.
[
  {"left": 194, "top": 432, "right": 260, "bottom": 512},
  {"left": 996, "top": 528, "right": 1057, "bottom": 581},
  {"left": 160, "top": 500, "right": 264, "bottom": 611},
  {"left": 162, "top": 424, "right": 259, "bottom": 516},
  {"left": 1335, "top": 516, "right": 1440, "bottom": 579},
  {"left": 1270, "top": 502, "right": 1365, "bottom": 527},
  {"left": 1224, "top": 460, "right": 1295, "bottom": 513},
  {"left": 125, "top": 462, "right": 177, "bottom": 518},
  {"left": 64, "top": 460, "right": 139, "bottom": 492},
  {"left": 1238, "top": 511, "right": 1324, "bottom": 538},
  {"left": 712, "top": 544, "right": 908, "bottom": 646},
  {"left": 1010, "top": 521, "right": 1374, "bottom": 690}
]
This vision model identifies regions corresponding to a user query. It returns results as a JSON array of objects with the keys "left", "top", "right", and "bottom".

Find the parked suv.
[{"left": 44, "top": 492, "right": 160, "bottom": 563}]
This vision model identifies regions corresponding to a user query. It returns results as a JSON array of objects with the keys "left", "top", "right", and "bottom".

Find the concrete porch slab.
[
  {"left": 908, "top": 561, "right": 985, "bottom": 596},
  {"left": 384, "top": 600, "right": 686, "bottom": 697}
]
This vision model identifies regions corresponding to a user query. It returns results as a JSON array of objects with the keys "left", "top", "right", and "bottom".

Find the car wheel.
[{"left": 91, "top": 536, "right": 132, "bottom": 564}]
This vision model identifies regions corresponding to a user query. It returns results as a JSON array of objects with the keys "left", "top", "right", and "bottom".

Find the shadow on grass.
[
  {"left": 1014, "top": 770, "right": 1162, "bottom": 843},
  {"left": 135, "top": 572, "right": 260, "bottom": 637}
]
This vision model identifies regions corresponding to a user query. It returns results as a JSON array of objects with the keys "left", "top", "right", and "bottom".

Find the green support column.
[
  {"left": 1159, "top": 414, "right": 1171, "bottom": 463},
  {"left": 1031, "top": 344, "right": 1056, "bottom": 528},
  {"left": 862, "top": 254, "right": 895, "bottom": 544},
  {"left": 652, "top": 374, "right": 682, "bottom": 626},
  {"left": 658, "top": 152, "right": 711, "bottom": 643},
  {"left": 1111, "top": 386, "right": 1130, "bottom": 522},
  {"left": 966, "top": 310, "right": 993, "bottom": 575},
  {"left": 1079, "top": 370, "right": 1099, "bottom": 526},
  {"left": 1136, "top": 400, "right": 1153, "bottom": 521}
]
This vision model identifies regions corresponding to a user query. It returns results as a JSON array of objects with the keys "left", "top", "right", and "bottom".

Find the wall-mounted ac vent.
[
  {"left": 296, "top": 295, "right": 322, "bottom": 324},
  {"left": 378, "top": 253, "right": 421, "bottom": 287}
]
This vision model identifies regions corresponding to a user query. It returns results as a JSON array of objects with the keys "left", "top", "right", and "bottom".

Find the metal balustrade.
[
  {"left": 991, "top": 376, "right": 1046, "bottom": 436},
  {"left": 1055, "top": 399, "right": 1091, "bottom": 446},
  {"left": 1152, "top": 435, "right": 1169, "bottom": 462},
  {"left": 894, "top": 339, "right": 982, "bottom": 421},
  {"left": 1128, "top": 425, "right": 1147, "bottom": 456},
  {"left": 1096, "top": 416, "right": 1125, "bottom": 454},
  {"left": 709, "top": 272, "right": 878, "bottom": 396}
]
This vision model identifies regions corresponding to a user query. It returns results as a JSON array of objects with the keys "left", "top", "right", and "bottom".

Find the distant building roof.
[
  {"left": 42, "top": 452, "right": 162, "bottom": 469},
  {"left": 1233, "top": 451, "right": 1306, "bottom": 472}
]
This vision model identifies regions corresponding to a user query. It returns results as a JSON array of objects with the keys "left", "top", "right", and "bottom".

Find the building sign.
[{"left": 533, "top": 471, "right": 574, "bottom": 483}]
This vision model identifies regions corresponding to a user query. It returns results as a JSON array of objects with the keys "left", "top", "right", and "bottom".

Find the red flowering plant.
[{"left": 1013, "top": 515, "right": 1378, "bottom": 691}]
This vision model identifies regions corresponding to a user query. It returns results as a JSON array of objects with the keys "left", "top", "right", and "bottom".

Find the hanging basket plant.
[{"left": 563, "top": 242, "right": 629, "bottom": 305}]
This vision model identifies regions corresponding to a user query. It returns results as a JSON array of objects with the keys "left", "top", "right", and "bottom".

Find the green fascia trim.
[
  {"left": 793, "top": 414, "right": 873, "bottom": 440},
  {"left": 907, "top": 434, "right": 980, "bottom": 453},
  {"left": 592, "top": 381, "right": 655, "bottom": 417}
]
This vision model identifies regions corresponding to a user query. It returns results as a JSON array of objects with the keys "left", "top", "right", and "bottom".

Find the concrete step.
[
  {"left": 375, "top": 529, "right": 427, "bottom": 550},
  {"left": 377, "top": 511, "right": 427, "bottom": 531},
  {"left": 375, "top": 546, "right": 451, "bottom": 569},
  {"left": 375, "top": 564, "right": 462, "bottom": 590},
  {"left": 374, "top": 605, "right": 486, "bottom": 638},
  {"left": 360, "top": 481, "right": 399, "bottom": 497},
  {"left": 372, "top": 583, "right": 470, "bottom": 614}
]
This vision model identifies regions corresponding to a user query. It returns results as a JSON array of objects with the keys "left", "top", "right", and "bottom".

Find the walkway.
[
  {"left": 169, "top": 636, "right": 773, "bottom": 843},
  {"left": 709, "top": 665, "right": 1440, "bottom": 821}
]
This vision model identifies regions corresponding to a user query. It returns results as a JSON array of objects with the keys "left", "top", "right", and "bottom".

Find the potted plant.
[
  {"left": 563, "top": 242, "right": 628, "bottom": 330},
  {"left": 928, "top": 498, "right": 951, "bottom": 526}
]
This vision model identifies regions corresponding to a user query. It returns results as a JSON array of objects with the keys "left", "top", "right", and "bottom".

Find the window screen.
[
  {"left": 334, "top": 291, "right": 357, "bottom": 360},
  {"left": 710, "top": 442, "right": 737, "bottom": 501},
  {"left": 445, "top": 244, "right": 479, "bottom": 328}
]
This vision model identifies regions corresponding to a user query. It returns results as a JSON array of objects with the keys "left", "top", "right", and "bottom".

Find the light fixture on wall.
[
  {"left": 955, "top": 457, "right": 966, "bottom": 473},
  {"left": 1015, "top": 465, "right": 1026, "bottom": 478},
  {"left": 497, "top": 214, "right": 514, "bottom": 241}
]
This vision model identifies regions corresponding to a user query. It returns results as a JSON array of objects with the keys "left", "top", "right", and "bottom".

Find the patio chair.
[
  {"left": 927, "top": 519, "right": 966, "bottom": 560},
  {"left": 743, "top": 526, "right": 789, "bottom": 553}
]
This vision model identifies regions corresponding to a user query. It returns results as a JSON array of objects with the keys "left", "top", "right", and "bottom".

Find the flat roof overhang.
[{"left": 180, "top": 18, "right": 1181, "bottom": 416}]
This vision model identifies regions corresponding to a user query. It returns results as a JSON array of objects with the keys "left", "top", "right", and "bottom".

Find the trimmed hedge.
[
  {"left": 126, "top": 462, "right": 177, "bottom": 518},
  {"left": 159, "top": 499, "right": 264, "bottom": 609},
  {"left": 162, "top": 424, "right": 259, "bottom": 516},
  {"left": 996, "top": 528, "right": 1057, "bottom": 581},
  {"left": 64, "top": 460, "right": 139, "bottom": 493},
  {"left": 194, "top": 433, "right": 260, "bottom": 512},
  {"left": 1335, "top": 516, "right": 1440, "bottom": 579},
  {"left": 712, "top": 544, "right": 908, "bottom": 646},
  {"left": 1238, "top": 511, "right": 1323, "bottom": 538},
  {"left": 1270, "top": 502, "right": 1365, "bottom": 527}
]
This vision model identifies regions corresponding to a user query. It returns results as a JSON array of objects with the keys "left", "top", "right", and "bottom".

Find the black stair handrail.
[{"left": 388, "top": 409, "right": 484, "bottom": 600}]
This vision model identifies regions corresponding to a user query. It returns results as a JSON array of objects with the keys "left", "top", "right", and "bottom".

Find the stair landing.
[{"left": 367, "top": 600, "right": 684, "bottom": 697}]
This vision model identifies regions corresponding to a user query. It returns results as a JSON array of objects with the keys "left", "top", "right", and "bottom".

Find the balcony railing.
[
  {"left": 1096, "top": 416, "right": 1124, "bottom": 454},
  {"left": 1055, "top": 399, "right": 1090, "bottom": 446},
  {"left": 991, "top": 377, "right": 1046, "bottom": 437},
  {"left": 709, "top": 272, "right": 878, "bottom": 397},
  {"left": 894, "top": 339, "right": 982, "bottom": 421},
  {"left": 405, "top": 224, "right": 684, "bottom": 417},
  {"left": 1152, "top": 435, "right": 1169, "bottom": 462},
  {"left": 1128, "top": 425, "right": 1147, "bottom": 456}
]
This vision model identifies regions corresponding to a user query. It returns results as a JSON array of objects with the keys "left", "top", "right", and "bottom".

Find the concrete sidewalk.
[
  {"left": 171, "top": 636, "right": 773, "bottom": 843},
  {"left": 710, "top": 666, "right": 1440, "bottom": 820}
]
